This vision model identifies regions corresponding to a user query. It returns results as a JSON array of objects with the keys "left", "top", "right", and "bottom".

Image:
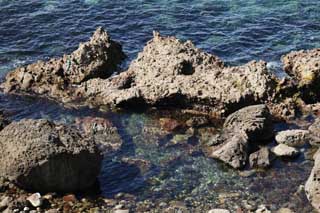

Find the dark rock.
[
  {"left": 249, "top": 147, "right": 273, "bottom": 168},
  {"left": 0, "top": 119, "right": 102, "bottom": 192},
  {"left": 0, "top": 111, "right": 10, "bottom": 131},
  {"left": 2, "top": 27, "right": 125, "bottom": 100},
  {"left": 185, "top": 116, "right": 209, "bottom": 127},
  {"left": 223, "top": 104, "right": 273, "bottom": 141},
  {"left": 308, "top": 118, "right": 320, "bottom": 146},
  {"left": 305, "top": 149, "right": 320, "bottom": 211}
]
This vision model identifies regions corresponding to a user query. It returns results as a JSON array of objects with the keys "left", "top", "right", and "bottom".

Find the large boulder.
[
  {"left": 0, "top": 119, "right": 102, "bottom": 192},
  {"left": 282, "top": 49, "right": 320, "bottom": 102},
  {"left": 75, "top": 32, "right": 277, "bottom": 116},
  {"left": 207, "top": 104, "right": 273, "bottom": 169},
  {"left": 305, "top": 149, "right": 320, "bottom": 211},
  {"left": 2, "top": 27, "right": 125, "bottom": 100}
]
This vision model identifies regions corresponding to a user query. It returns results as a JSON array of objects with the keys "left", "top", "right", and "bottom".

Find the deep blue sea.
[{"left": 0, "top": 1, "right": 319, "bottom": 211}]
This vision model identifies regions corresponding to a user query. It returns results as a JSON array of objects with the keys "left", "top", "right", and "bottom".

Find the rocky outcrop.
[
  {"left": 76, "top": 32, "right": 277, "bottom": 116},
  {"left": 207, "top": 105, "right": 273, "bottom": 169},
  {"left": 1, "top": 27, "right": 125, "bottom": 101},
  {"left": 275, "top": 129, "right": 310, "bottom": 147},
  {"left": 282, "top": 49, "right": 320, "bottom": 102},
  {"left": 0, "top": 119, "right": 102, "bottom": 192},
  {"left": 305, "top": 149, "right": 320, "bottom": 212}
]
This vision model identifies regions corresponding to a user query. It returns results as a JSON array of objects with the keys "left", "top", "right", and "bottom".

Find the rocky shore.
[{"left": 1, "top": 27, "right": 320, "bottom": 212}]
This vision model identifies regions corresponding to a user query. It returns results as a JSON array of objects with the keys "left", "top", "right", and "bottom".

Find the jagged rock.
[
  {"left": 282, "top": 49, "right": 320, "bottom": 102},
  {"left": 27, "top": 193, "right": 43, "bottom": 207},
  {"left": 0, "top": 119, "right": 102, "bottom": 192},
  {"left": 249, "top": 147, "right": 273, "bottom": 168},
  {"left": 223, "top": 104, "right": 273, "bottom": 141},
  {"left": 209, "top": 132, "right": 248, "bottom": 169},
  {"left": 275, "top": 129, "right": 310, "bottom": 147},
  {"left": 75, "top": 32, "right": 277, "bottom": 116},
  {"left": 75, "top": 116, "right": 122, "bottom": 153},
  {"left": 305, "top": 149, "right": 320, "bottom": 212},
  {"left": 207, "top": 105, "right": 273, "bottom": 169},
  {"left": 2, "top": 27, "right": 125, "bottom": 100},
  {"left": 271, "top": 144, "right": 299, "bottom": 157}
]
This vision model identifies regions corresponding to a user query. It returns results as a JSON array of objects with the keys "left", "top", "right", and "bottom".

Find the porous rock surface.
[
  {"left": 282, "top": 49, "right": 320, "bottom": 102},
  {"left": 305, "top": 149, "right": 320, "bottom": 212},
  {"left": 2, "top": 27, "right": 125, "bottom": 101},
  {"left": 275, "top": 129, "right": 310, "bottom": 147},
  {"left": 0, "top": 119, "right": 102, "bottom": 192},
  {"left": 75, "top": 32, "right": 277, "bottom": 116},
  {"left": 207, "top": 104, "right": 273, "bottom": 169}
]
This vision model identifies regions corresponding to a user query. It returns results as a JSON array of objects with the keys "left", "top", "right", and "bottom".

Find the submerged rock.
[
  {"left": 0, "top": 119, "right": 102, "bottom": 192},
  {"left": 75, "top": 32, "right": 277, "bottom": 116},
  {"left": 275, "top": 129, "right": 310, "bottom": 147},
  {"left": 2, "top": 27, "right": 125, "bottom": 101},
  {"left": 305, "top": 149, "right": 320, "bottom": 212},
  {"left": 207, "top": 105, "right": 273, "bottom": 169},
  {"left": 75, "top": 116, "right": 122, "bottom": 153}
]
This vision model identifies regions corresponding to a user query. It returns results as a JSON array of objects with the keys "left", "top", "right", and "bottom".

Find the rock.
[
  {"left": 209, "top": 132, "right": 248, "bottom": 169},
  {"left": 186, "top": 116, "right": 209, "bottom": 127},
  {"left": 255, "top": 205, "right": 271, "bottom": 213},
  {"left": 305, "top": 149, "right": 320, "bottom": 211},
  {"left": 276, "top": 208, "right": 294, "bottom": 213},
  {"left": 0, "top": 111, "right": 10, "bottom": 131},
  {"left": 308, "top": 118, "right": 320, "bottom": 146},
  {"left": 0, "top": 119, "right": 102, "bottom": 192},
  {"left": 249, "top": 147, "right": 273, "bottom": 168},
  {"left": 75, "top": 116, "right": 122, "bottom": 153},
  {"left": 63, "top": 194, "right": 77, "bottom": 203},
  {"left": 27, "top": 193, "right": 42, "bottom": 208},
  {"left": 0, "top": 196, "right": 11, "bottom": 211},
  {"left": 75, "top": 32, "right": 277, "bottom": 116},
  {"left": 208, "top": 209, "right": 230, "bottom": 213},
  {"left": 282, "top": 48, "right": 320, "bottom": 102},
  {"left": 223, "top": 104, "right": 273, "bottom": 141},
  {"left": 271, "top": 144, "right": 299, "bottom": 157},
  {"left": 114, "top": 210, "right": 130, "bottom": 213},
  {"left": 207, "top": 105, "right": 273, "bottom": 169},
  {"left": 159, "top": 118, "right": 183, "bottom": 132},
  {"left": 275, "top": 129, "right": 310, "bottom": 147},
  {"left": 2, "top": 27, "right": 125, "bottom": 100},
  {"left": 121, "top": 158, "right": 152, "bottom": 175}
]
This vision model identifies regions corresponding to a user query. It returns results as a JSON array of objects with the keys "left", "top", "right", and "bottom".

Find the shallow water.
[{"left": 1, "top": 0, "right": 320, "bottom": 211}]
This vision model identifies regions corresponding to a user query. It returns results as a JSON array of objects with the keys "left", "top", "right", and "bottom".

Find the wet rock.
[
  {"left": 2, "top": 27, "right": 125, "bottom": 100},
  {"left": 121, "top": 158, "right": 152, "bottom": 175},
  {"left": 159, "top": 118, "right": 184, "bottom": 132},
  {"left": 0, "top": 111, "right": 10, "bottom": 131},
  {"left": 0, "top": 119, "right": 102, "bottom": 192},
  {"left": 282, "top": 48, "right": 320, "bottom": 102},
  {"left": 305, "top": 149, "right": 320, "bottom": 212},
  {"left": 249, "top": 147, "right": 273, "bottom": 168},
  {"left": 76, "top": 32, "right": 277, "bottom": 116},
  {"left": 75, "top": 116, "right": 122, "bottom": 153},
  {"left": 275, "top": 129, "right": 310, "bottom": 147},
  {"left": 207, "top": 105, "right": 273, "bottom": 169},
  {"left": 271, "top": 144, "right": 299, "bottom": 157},
  {"left": 223, "top": 104, "right": 273, "bottom": 141},
  {"left": 208, "top": 209, "right": 230, "bottom": 213},
  {"left": 209, "top": 132, "right": 248, "bottom": 169},
  {"left": 27, "top": 193, "right": 43, "bottom": 208},
  {"left": 186, "top": 116, "right": 209, "bottom": 127},
  {"left": 63, "top": 194, "right": 77, "bottom": 203}
]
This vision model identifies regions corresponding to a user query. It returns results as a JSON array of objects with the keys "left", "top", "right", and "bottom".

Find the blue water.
[{"left": 0, "top": 0, "right": 319, "bottom": 211}]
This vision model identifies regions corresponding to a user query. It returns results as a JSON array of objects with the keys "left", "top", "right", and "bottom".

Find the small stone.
[
  {"left": 272, "top": 144, "right": 299, "bottom": 157},
  {"left": 159, "top": 118, "right": 183, "bottom": 132},
  {"left": 276, "top": 208, "right": 294, "bottom": 213},
  {"left": 63, "top": 194, "right": 77, "bottom": 203},
  {"left": 0, "top": 196, "right": 10, "bottom": 210},
  {"left": 27, "top": 193, "right": 42, "bottom": 208},
  {"left": 275, "top": 129, "right": 310, "bottom": 147},
  {"left": 23, "top": 207, "right": 30, "bottom": 211},
  {"left": 114, "top": 210, "right": 130, "bottom": 213},
  {"left": 255, "top": 205, "right": 271, "bottom": 213},
  {"left": 208, "top": 209, "right": 230, "bottom": 213},
  {"left": 45, "top": 209, "right": 59, "bottom": 213},
  {"left": 114, "top": 204, "right": 124, "bottom": 210},
  {"left": 159, "top": 202, "right": 167, "bottom": 208}
]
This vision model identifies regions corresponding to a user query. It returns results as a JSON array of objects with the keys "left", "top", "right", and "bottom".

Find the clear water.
[{"left": 0, "top": 0, "right": 319, "bottom": 211}]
